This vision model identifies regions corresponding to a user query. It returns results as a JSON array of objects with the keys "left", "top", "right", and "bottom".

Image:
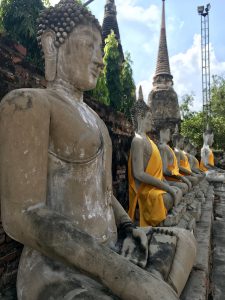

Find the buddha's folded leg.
[
  {"left": 17, "top": 247, "right": 118, "bottom": 300},
  {"left": 142, "top": 227, "right": 196, "bottom": 297}
]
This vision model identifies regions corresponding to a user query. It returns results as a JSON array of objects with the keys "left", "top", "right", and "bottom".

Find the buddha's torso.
[
  {"left": 46, "top": 90, "right": 117, "bottom": 246},
  {"left": 166, "top": 145, "right": 174, "bottom": 166}
]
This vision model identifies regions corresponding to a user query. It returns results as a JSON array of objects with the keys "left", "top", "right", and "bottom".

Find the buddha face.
[
  {"left": 177, "top": 137, "right": 184, "bottom": 149},
  {"left": 141, "top": 111, "right": 152, "bottom": 133},
  {"left": 55, "top": 23, "right": 103, "bottom": 90},
  {"left": 160, "top": 128, "right": 170, "bottom": 143}
]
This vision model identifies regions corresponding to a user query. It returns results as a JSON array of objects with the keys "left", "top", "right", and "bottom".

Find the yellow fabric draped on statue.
[
  {"left": 128, "top": 136, "right": 167, "bottom": 227},
  {"left": 180, "top": 151, "right": 192, "bottom": 174},
  {"left": 200, "top": 149, "right": 214, "bottom": 172},
  {"left": 165, "top": 146, "right": 183, "bottom": 182}
]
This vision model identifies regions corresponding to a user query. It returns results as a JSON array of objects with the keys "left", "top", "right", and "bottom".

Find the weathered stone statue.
[
  {"left": 183, "top": 138, "right": 203, "bottom": 182},
  {"left": 189, "top": 144, "right": 205, "bottom": 177},
  {"left": 0, "top": 1, "right": 196, "bottom": 299},
  {"left": 128, "top": 86, "right": 183, "bottom": 227},
  {"left": 158, "top": 126, "right": 191, "bottom": 194},
  {"left": 172, "top": 127, "right": 199, "bottom": 186},
  {"left": 200, "top": 128, "right": 225, "bottom": 182}
]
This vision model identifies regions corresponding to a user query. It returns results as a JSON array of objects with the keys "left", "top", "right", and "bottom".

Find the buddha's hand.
[
  {"left": 169, "top": 186, "right": 182, "bottom": 206},
  {"left": 119, "top": 223, "right": 148, "bottom": 268}
]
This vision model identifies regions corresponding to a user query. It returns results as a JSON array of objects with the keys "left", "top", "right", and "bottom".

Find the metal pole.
[{"left": 83, "top": 0, "right": 95, "bottom": 6}]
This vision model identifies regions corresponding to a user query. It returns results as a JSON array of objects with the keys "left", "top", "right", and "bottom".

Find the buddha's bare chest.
[{"left": 49, "top": 97, "right": 103, "bottom": 161}]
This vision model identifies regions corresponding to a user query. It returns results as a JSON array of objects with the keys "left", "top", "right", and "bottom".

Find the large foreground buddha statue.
[{"left": 0, "top": 1, "right": 196, "bottom": 299}]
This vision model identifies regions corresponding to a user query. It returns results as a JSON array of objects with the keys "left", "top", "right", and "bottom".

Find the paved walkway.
[{"left": 211, "top": 194, "right": 225, "bottom": 300}]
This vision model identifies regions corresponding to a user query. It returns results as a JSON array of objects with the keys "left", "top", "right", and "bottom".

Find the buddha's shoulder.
[{"left": 0, "top": 88, "right": 50, "bottom": 113}]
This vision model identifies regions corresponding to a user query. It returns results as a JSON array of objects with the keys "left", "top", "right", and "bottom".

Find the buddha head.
[
  {"left": 190, "top": 144, "right": 197, "bottom": 156},
  {"left": 37, "top": 0, "right": 103, "bottom": 90},
  {"left": 172, "top": 125, "right": 184, "bottom": 149},
  {"left": 183, "top": 137, "right": 191, "bottom": 153},
  {"left": 131, "top": 86, "right": 152, "bottom": 133},
  {"left": 203, "top": 128, "right": 214, "bottom": 147},
  {"left": 159, "top": 125, "right": 171, "bottom": 144}
]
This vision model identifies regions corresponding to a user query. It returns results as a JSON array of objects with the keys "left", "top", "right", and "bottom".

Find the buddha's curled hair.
[
  {"left": 37, "top": 0, "right": 101, "bottom": 49},
  {"left": 131, "top": 99, "right": 151, "bottom": 132}
]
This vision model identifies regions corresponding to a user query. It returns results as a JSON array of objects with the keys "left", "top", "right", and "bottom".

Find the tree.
[
  {"left": 180, "top": 93, "right": 195, "bottom": 120},
  {"left": 0, "top": 0, "right": 45, "bottom": 66},
  {"left": 181, "top": 75, "right": 225, "bottom": 150},
  {"left": 103, "top": 31, "right": 123, "bottom": 111},
  {"left": 181, "top": 111, "right": 204, "bottom": 148},
  {"left": 120, "top": 52, "right": 136, "bottom": 118},
  {"left": 91, "top": 72, "right": 109, "bottom": 105}
]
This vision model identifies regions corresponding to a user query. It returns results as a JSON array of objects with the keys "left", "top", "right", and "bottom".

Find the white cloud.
[
  {"left": 171, "top": 34, "right": 225, "bottom": 111},
  {"left": 116, "top": 0, "right": 161, "bottom": 31},
  {"left": 137, "top": 33, "right": 225, "bottom": 112}
]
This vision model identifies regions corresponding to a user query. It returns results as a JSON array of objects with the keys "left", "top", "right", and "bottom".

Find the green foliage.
[
  {"left": 103, "top": 31, "right": 123, "bottom": 111},
  {"left": 180, "top": 93, "right": 195, "bottom": 120},
  {"left": 181, "top": 75, "right": 225, "bottom": 150},
  {"left": 0, "top": 0, "right": 45, "bottom": 67},
  {"left": 120, "top": 52, "right": 136, "bottom": 118},
  {"left": 91, "top": 72, "right": 109, "bottom": 105},
  {"left": 181, "top": 111, "right": 204, "bottom": 148},
  {"left": 42, "top": 0, "right": 50, "bottom": 7},
  {"left": 92, "top": 31, "right": 136, "bottom": 115}
]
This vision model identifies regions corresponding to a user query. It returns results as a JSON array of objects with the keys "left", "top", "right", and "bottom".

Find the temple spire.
[
  {"left": 155, "top": 0, "right": 171, "bottom": 77},
  {"left": 138, "top": 85, "right": 144, "bottom": 101},
  {"left": 102, "top": 0, "right": 124, "bottom": 61}
]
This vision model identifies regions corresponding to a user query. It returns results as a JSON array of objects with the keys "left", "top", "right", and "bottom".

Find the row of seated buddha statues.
[
  {"left": 0, "top": 1, "right": 196, "bottom": 299},
  {"left": 128, "top": 86, "right": 209, "bottom": 230}
]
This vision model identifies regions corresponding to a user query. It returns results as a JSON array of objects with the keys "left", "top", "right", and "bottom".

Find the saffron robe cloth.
[
  {"left": 180, "top": 151, "right": 192, "bottom": 175},
  {"left": 128, "top": 136, "right": 167, "bottom": 227},
  {"left": 193, "top": 157, "right": 200, "bottom": 169},
  {"left": 165, "top": 146, "right": 183, "bottom": 182},
  {"left": 200, "top": 149, "right": 215, "bottom": 172}
]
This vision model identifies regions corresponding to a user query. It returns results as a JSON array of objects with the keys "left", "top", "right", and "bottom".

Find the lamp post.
[{"left": 197, "top": 4, "right": 211, "bottom": 129}]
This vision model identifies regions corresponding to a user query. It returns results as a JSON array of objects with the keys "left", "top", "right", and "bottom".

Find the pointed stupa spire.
[
  {"left": 138, "top": 85, "right": 144, "bottom": 101},
  {"left": 155, "top": 0, "right": 171, "bottom": 77},
  {"left": 102, "top": 0, "right": 124, "bottom": 61}
]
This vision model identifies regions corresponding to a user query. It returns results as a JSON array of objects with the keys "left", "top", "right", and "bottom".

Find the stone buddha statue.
[
  {"left": 172, "top": 127, "right": 199, "bottom": 186},
  {"left": 128, "top": 86, "right": 183, "bottom": 227},
  {"left": 200, "top": 128, "right": 225, "bottom": 180},
  {"left": 0, "top": 2, "right": 196, "bottom": 299},
  {"left": 189, "top": 144, "right": 205, "bottom": 177},
  {"left": 158, "top": 126, "right": 191, "bottom": 194},
  {"left": 183, "top": 138, "right": 203, "bottom": 182}
]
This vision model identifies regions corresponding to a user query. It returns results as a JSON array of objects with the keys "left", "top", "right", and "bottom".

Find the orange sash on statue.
[
  {"left": 200, "top": 149, "right": 214, "bottom": 172},
  {"left": 128, "top": 137, "right": 167, "bottom": 227},
  {"left": 193, "top": 157, "right": 200, "bottom": 169},
  {"left": 165, "top": 146, "right": 183, "bottom": 182},
  {"left": 180, "top": 151, "right": 192, "bottom": 174}
]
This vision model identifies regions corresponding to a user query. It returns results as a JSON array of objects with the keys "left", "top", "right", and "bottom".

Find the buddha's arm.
[
  {"left": 0, "top": 92, "right": 178, "bottom": 300},
  {"left": 131, "top": 138, "right": 172, "bottom": 193}
]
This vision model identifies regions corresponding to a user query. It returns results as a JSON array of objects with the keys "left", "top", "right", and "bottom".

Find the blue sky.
[{"left": 50, "top": 0, "right": 225, "bottom": 111}]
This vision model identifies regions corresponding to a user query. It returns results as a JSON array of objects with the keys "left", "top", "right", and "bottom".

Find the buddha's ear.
[{"left": 41, "top": 30, "right": 57, "bottom": 82}]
